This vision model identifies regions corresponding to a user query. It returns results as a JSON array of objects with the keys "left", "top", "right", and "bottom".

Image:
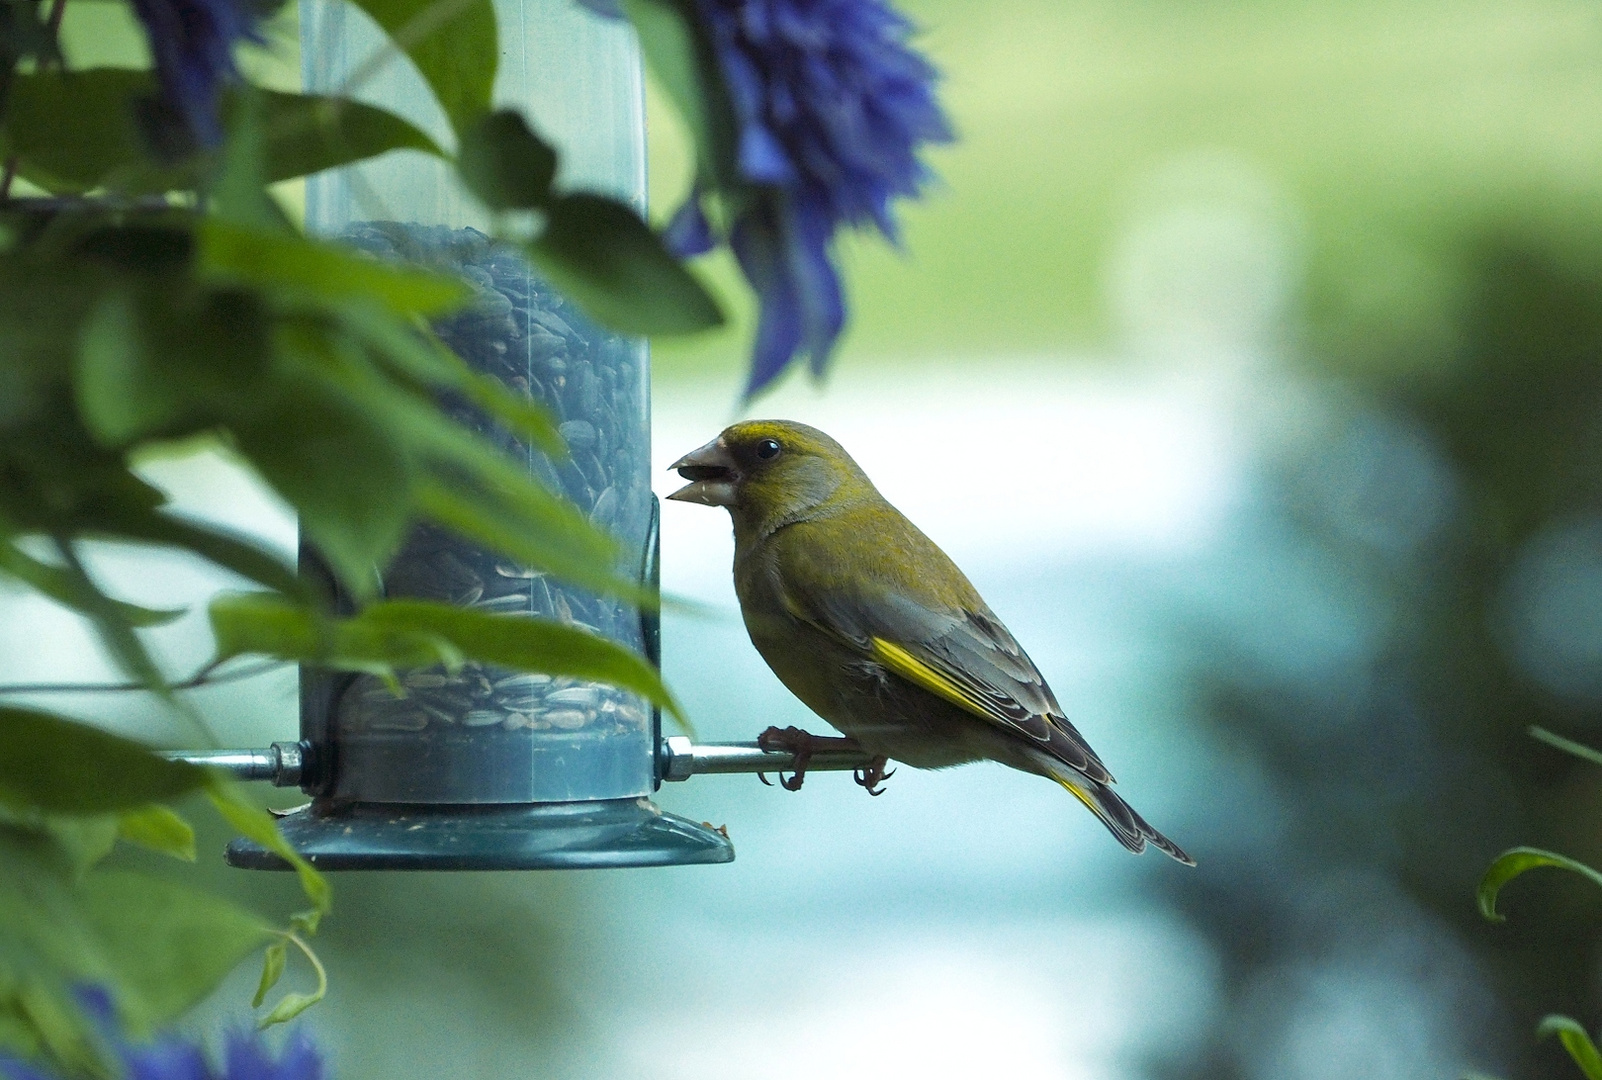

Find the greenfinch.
[{"left": 668, "top": 419, "right": 1194, "bottom": 864}]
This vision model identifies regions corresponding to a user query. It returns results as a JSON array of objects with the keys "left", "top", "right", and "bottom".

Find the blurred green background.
[{"left": 26, "top": 1, "right": 1602, "bottom": 1078}]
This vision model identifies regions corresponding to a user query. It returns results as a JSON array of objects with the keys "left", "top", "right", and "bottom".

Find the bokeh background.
[{"left": 15, "top": 0, "right": 1602, "bottom": 1076}]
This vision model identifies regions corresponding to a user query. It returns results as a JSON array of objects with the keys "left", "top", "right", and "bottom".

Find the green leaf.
[
  {"left": 74, "top": 870, "right": 273, "bottom": 1030},
  {"left": 0, "top": 541, "right": 184, "bottom": 628},
  {"left": 0, "top": 825, "right": 116, "bottom": 1072},
  {"left": 1478, "top": 847, "right": 1602, "bottom": 922},
  {"left": 342, "top": 0, "right": 498, "bottom": 135},
  {"left": 209, "top": 593, "right": 351, "bottom": 670},
  {"left": 0, "top": 262, "right": 100, "bottom": 434},
  {"left": 258, "top": 990, "right": 322, "bottom": 1029},
  {"left": 210, "top": 590, "right": 460, "bottom": 675},
  {"left": 210, "top": 86, "right": 292, "bottom": 233},
  {"left": 0, "top": 821, "right": 108, "bottom": 968},
  {"left": 0, "top": 71, "right": 442, "bottom": 193},
  {"left": 116, "top": 805, "right": 196, "bottom": 861},
  {"left": 0, "top": 708, "right": 208, "bottom": 815},
  {"left": 341, "top": 304, "right": 563, "bottom": 454},
  {"left": 208, "top": 592, "right": 683, "bottom": 720},
  {"left": 0, "top": 979, "right": 100, "bottom": 1073},
  {"left": 0, "top": 823, "right": 270, "bottom": 1069},
  {"left": 527, "top": 193, "right": 723, "bottom": 336},
  {"left": 282, "top": 331, "right": 641, "bottom": 600},
  {"left": 0, "top": 413, "right": 168, "bottom": 536},
  {"left": 231, "top": 378, "right": 413, "bottom": 599},
  {"left": 414, "top": 480, "right": 651, "bottom": 605},
  {"left": 75, "top": 286, "right": 274, "bottom": 447},
  {"left": 32, "top": 815, "right": 123, "bottom": 879},
  {"left": 365, "top": 600, "right": 682, "bottom": 719},
  {"left": 620, "top": 0, "right": 741, "bottom": 191},
  {"left": 252, "top": 940, "right": 287, "bottom": 1008},
  {"left": 260, "top": 88, "right": 445, "bottom": 180},
  {"left": 206, "top": 784, "right": 330, "bottom": 933},
  {"left": 0, "top": 69, "right": 150, "bottom": 194},
  {"left": 1539, "top": 1016, "right": 1602, "bottom": 1080},
  {"left": 457, "top": 109, "right": 557, "bottom": 211},
  {"left": 199, "top": 220, "right": 469, "bottom": 315},
  {"left": 1530, "top": 725, "right": 1602, "bottom": 768},
  {"left": 255, "top": 932, "right": 329, "bottom": 1029}
]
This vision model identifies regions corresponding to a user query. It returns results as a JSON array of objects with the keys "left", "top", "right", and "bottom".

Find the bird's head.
[{"left": 667, "top": 420, "right": 869, "bottom": 525}]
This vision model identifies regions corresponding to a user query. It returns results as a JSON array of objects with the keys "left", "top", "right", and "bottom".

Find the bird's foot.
[
  {"left": 755, "top": 725, "right": 862, "bottom": 792},
  {"left": 853, "top": 756, "right": 895, "bottom": 797}
]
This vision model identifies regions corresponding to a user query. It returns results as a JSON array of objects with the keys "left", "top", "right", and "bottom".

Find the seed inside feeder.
[{"left": 331, "top": 224, "right": 655, "bottom": 762}]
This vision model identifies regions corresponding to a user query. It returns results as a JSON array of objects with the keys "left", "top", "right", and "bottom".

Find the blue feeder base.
[{"left": 225, "top": 799, "right": 735, "bottom": 871}]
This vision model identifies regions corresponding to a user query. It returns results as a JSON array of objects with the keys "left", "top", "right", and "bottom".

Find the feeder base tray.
[{"left": 225, "top": 798, "right": 735, "bottom": 871}]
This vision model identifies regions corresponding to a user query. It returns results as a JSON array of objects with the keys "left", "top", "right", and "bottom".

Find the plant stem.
[
  {"left": 1529, "top": 725, "right": 1602, "bottom": 769},
  {"left": 0, "top": 657, "right": 287, "bottom": 696}
]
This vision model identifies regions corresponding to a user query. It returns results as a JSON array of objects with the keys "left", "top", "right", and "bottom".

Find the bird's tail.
[{"left": 1051, "top": 768, "right": 1195, "bottom": 866}]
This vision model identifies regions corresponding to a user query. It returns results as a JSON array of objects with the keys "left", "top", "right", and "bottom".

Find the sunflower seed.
[
  {"left": 475, "top": 593, "right": 531, "bottom": 613},
  {"left": 421, "top": 702, "right": 458, "bottom": 725},
  {"left": 546, "top": 686, "right": 601, "bottom": 708},
  {"left": 494, "top": 672, "right": 552, "bottom": 691},
  {"left": 560, "top": 420, "right": 597, "bottom": 451},
  {"left": 590, "top": 485, "right": 618, "bottom": 528},
  {"left": 545, "top": 709, "right": 589, "bottom": 730}
]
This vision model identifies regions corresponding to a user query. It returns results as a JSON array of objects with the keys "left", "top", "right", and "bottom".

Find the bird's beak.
[{"left": 667, "top": 437, "right": 739, "bottom": 507}]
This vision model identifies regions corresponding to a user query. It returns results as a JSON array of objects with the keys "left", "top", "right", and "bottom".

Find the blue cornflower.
[
  {"left": 129, "top": 0, "right": 263, "bottom": 146},
  {"left": 0, "top": 989, "right": 322, "bottom": 1080},
  {"left": 667, "top": 0, "right": 952, "bottom": 397}
]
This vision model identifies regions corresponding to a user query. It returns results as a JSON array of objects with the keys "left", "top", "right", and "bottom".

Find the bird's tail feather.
[{"left": 1053, "top": 771, "right": 1195, "bottom": 866}]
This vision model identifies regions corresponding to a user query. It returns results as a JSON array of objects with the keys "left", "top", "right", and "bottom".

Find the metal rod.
[
  {"left": 160, "top": 737, "right": 873, "bottom": 787},
  {"left": 658, "top": 736, "right": 874, "bottom": 781},
  {"left": 159, "top": 742, "right": 305, "bottom": 786}
]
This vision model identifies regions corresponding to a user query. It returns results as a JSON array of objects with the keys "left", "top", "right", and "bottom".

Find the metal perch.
[{"left": 161, "top": 737, "right": 876, "bottom": 787}]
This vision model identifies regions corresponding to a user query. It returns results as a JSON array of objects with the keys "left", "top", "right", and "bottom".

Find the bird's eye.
[{"left": 755, "top": 438, "right": 782, "bottom": 460}]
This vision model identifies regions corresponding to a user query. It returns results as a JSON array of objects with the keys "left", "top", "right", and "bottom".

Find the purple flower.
[
  {"left": 670, "top": 0, "right": 952, "bottom": 397},
  {"left": 0, "top": 988, "right": 322, "bottom": 1080},
  {"left": 129, "top": 0, "right": 263, "bottom": 146}
]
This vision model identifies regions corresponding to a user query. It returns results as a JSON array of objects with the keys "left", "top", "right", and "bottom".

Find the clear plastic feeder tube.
[{"left": 300, "top": 0, "right": 655, "bottom": 805}]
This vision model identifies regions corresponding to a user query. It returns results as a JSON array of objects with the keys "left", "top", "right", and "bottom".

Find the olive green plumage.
[{"left": 668, "top": 419, "right": 1193, "bottom": 864}]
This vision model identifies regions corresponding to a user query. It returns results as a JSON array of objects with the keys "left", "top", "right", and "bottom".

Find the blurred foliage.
[
  {"left": 1148, "top": 221, "right": 1602, "bottom": 1080},
  {"left": 0, "top": 0, "right": 748, "bottom": 1069},
  {"left": 0, "top": 710, "right": 319, "bottom": 1070}
]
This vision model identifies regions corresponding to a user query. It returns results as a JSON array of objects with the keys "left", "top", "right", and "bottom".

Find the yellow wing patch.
[
  {"left": 1054, "top": 775, "right": 1100, "bottom": 814},
  {"left": 870, "top": 636, "right": 994, "bottom": 718}
]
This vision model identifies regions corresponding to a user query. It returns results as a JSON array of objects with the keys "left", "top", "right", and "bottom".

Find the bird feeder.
[{"left": 198, "top": 0, "right": 872, "bottom": 871}]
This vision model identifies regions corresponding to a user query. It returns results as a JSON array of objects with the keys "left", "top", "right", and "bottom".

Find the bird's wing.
[{"left": 797, "top": 585, "right": 1117, "bottom": 785}]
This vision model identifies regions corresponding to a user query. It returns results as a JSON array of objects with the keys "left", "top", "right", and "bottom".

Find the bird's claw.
[
  {"left": 762, "top": 725, "right": 813, "bottom": 790},
  {"left": 755, "top": 725, "right": 875, "bottom": 793},
  {"left": 757, "top": 725, "right": 820, "bottom": 792},
  {"left": 853, "top": 756, "right": 894, "bottom": 796}
]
